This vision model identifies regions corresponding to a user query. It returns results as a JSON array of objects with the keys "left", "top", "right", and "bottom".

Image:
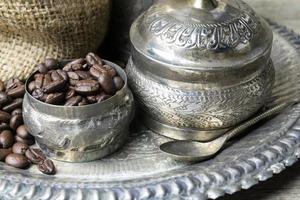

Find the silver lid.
[{"left": 130, "top": 0, "right": 273, "bottom": 86}]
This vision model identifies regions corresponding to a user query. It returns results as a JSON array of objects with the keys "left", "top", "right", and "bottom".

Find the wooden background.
[{"left": 220, "top": 0, "right": 300, "bottom": 199}]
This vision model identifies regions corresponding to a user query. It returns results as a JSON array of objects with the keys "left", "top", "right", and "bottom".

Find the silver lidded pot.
[
  {"left": 23, "top": 60, "right": 134, "bottom": 162},
  {"left": 127, "top": 0, "right": 275, "bottom": 141}
]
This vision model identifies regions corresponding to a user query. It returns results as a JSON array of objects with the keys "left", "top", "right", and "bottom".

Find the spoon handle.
[{"left": 226, "top": 102, "right": 296, "bottom": 141}]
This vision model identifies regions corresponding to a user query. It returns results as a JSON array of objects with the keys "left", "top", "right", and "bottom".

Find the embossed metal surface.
[
  {"left": 128, "top": 0, "right": 275, "bottom": 140},
  {"left": 0, "top": 22, "right": 299, "bottom": 200}
]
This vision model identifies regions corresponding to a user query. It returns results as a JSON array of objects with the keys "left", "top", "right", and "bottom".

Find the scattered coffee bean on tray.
[
  {"left": 28, "top": 53, "right": 125, "bottom": 106},
  {"left": 0, "top": 79, "right": 56, "bottom": 175}
]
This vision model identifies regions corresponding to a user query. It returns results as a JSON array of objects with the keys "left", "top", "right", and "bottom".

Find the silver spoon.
[{"left": 160, "top": 102, "right": 296, "bottom": 162}]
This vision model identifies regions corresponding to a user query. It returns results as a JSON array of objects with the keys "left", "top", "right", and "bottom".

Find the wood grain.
[{"left": 220, "top": 0, "right": 300, "bottom": 199}]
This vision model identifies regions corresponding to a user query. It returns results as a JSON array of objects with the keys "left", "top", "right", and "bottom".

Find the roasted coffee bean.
[
  {"left": 37, "top": 63, "right": 48, "bottom": 74},
  {"left": 32, "top": 88, "right": 44, "bottom": 100},
  {"left": 27, "top": 81, "right": 36, "bottom": 93},
  {"left": 97, "top": 93, "right": 112, "bottom": 103},
  {"left": 15, "top": 136, "right": 35, "bottom": 146},
  {"left": 0, "top": 92, "right": 10, "bottom": 105},
  {"left": 65, "top": 89, "right": 76, "bottom": 99},
  {"left": 89, "top": 64, "right": 108, "bottom": 79},
  {"left": 2, "top": 98, "right": 22, "bottom": 112},
  {"left": 0, "top": 123, "right": 10, "bottom": 131},
  {"left": 78, "top": 98, "right": 88, "bottom": 106},
  {"left": 103, "top": 65, "right": 117, "bottom": 78},
  {"left": 65, "top": 96, "right": 82, "bottom": 106},
  {"left": 67, "top": 71, "right": 79, "bottom": 80},
  {"left": 43, "top": 80, "right": 66, "bottom": 93},
  {"left": 42, "top": 74, "right": 52, "bottom": 88},
  {"left": 25, "top": 148, "right": 46, "bottom": 164},
  {"left": 69, "top": 79, "right": 79, "bottom": 86},
  {"left": 86, "top": 95, "right": 98, "bottom": 103},
  {"left": 38, "top": 159, "right": 55, "bottom": 175},
  {"left": 45, "top": 58, "right": 58, "bottom": 70},
  {"left": 75, "top": 71, "right": 92, "bottom": 80},
  {"left": 57, "top": 69, "right": 69, "bottom": 81},
  {"left": 86, "top": 53, "right": 102, "bottom": 66},
  {"left": 63, "top": 59, "right": 85, "bottom": 72},
  {"left": 0, "top": 111, "right": 11, "bottom": 123},
  {"left": 51, "top": 70, "right": 62, "bottom": 81},
  {"left": 10, "top": 114, "right": 23, "bottom": 130},
  {"left": 45, "top": 93, "right": 65, "bottom": 105},
  {"left": 12, "top": 142, "right": 29, "bottom": 155},
  {"left": 16, "top": 125, "right": 33, "bottom": 140},
  {"left": 75, "top": 80, "right": 100, "bottom": 95},
  {"left": 11, "top": 108, "right": 22, "bottom": 116},
  {"left": 98, "top": 73, "right": 116, "bottom": 95},
  {"left": 7, "top": 84, "right": 25, "bottom": 98},
  {"left": 0, "top": 130, "right": 14, "bottom": 148},
  {"left": 113, "top": 76, "right": 125, "bottom": 90},
  {"left": 34, "top": 74, "right": 44, "bottom": 88},
  {"left": 5, "top": 153, "right": 29, "bottom": 169},
  {"left": 6, "top": 79, "right": 22, "bottom": 92},
  {"left": 0, "top": 148, "right": 12, "bottom": 161},
  {"left": 71, "top": 63, "right": 83, "bottom": 71}
]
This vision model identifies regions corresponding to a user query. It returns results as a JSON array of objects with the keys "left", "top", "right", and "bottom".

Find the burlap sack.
[{"left": 0, "top": 0, "right": 110, "bottom": 82}]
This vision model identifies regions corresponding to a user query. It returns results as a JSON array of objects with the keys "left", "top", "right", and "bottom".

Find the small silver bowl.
[{"left": 23, "top": 60, "right": 135, "bottom": 162}]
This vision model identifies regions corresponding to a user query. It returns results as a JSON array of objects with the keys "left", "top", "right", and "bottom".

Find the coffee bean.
[
  {"left": 12, "top": 142, "right": 29, "bottom": 155},
  {"left": 6, "top": 79, "right": 23, "bottom": 92},
  {"left": 10, "top": 114, "right": 23, "bottom": 130},
  {"left": 43, "top": 80, "right": 66, "bottom": 93},
  {"left": 50, "top": 70, "right": 62, "bottom": 81},
  {"left": 45, "top": 93, "right": 65, "bottom": 105},
  {"left": 86, "top": 95, "right": 98, "bottom": 103},
  {"left": 25, "top": 148, "right": 46, "bottom": 164},
  {"left": 0, "top": 92, "right": 10, "bottom": 105},
  {"left": 38, "top": 63, "right": 48, "bottom": 74},
  {"left": 65, "top": 96, "right": 82, "bottom": 106},
  {"left": 67, "top": 72, "right": 79, "bottom": 80},
  {"left": 63, "top": 59, "right": 85, "bottom": 72},
  {"left": 75, "top": 80, "right": 100, "bottom": 95},
  {"left": 0, "top": 148, "right": 12, "bottom": 161},
  {"left": 34, "top": 74, "right": 44, "bottom": 88},
  {"left": 75, "top": 71, "right": 92, "bottom": 80},
  {"left": 71, "top": 64, "right": 83, "bottom": 71},
  {"left": 42, "top": 74, "right": 52, "bottom": 88},
  {"left": 2, "top": 98, "right": 22, "bottom": 112},
  {"left": 103, "top": 65, "right": 117, "bottom": 78},
  {"left": 56, "top": 70, "right": 69, "bottom": 81},
  {"left": 45, "top": 58, "right": 58, "bottom": 70},
  {"left": 78, "top": 98, "right": 88, "bottom": 106},
  {"left": 16, "top": 125, "right": 33, "bottom": 140},
  {"left": 0, "top": 130, "right": 14, "bottom": 148},
  {"left": 113, "top": 76, "right": 125, "bottom": 90},
  {"left": 32, "top": 88, "right": 45, "bottom": 100},
  {"left": 27, "top": 81, "right": 36, "bottom": 93},
  {"left": 0, "top": 123, "right": 10, "bottom": 131},
  {"left": 65, "top": 89, "right": 76, "bottom": 100},
  {"left": 15, "top": 136, "right": 35, "bottom": 146},
  {"left": 98, "top": 73, "right": 116, "bottom": 95},
  {"left": 0, "top": 111, "right": 11, "bottom": 123},
  {"left": 86, "top": 53, "right": 102, "bottom": 66},
  {"left": 97, "top": 93, "right": 112, "bottom": 103},
  {"left": 11, "top": 108, "right": 22, "bottom": 116},
  {"left": 5, "top": 153, "right": 29, "bottom": 169},
  {"left": 89, "top": 65, "right": 108, "bottom": 79},
  {"left": 38, "top": 159, "right": 55, "bottom": 175},
  {"left": 7, "top": 84, "right": 25, "bottom": 98}
]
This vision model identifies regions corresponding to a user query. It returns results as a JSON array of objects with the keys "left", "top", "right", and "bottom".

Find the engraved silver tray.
[{"left": 1, "top": 21, "right": 300, "bottom": 200}]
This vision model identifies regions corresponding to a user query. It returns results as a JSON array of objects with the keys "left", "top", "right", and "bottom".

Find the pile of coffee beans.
[
  {"left": 0, "top": 79, "right": 55, "bottom": 175},
  {"left": 28, "top": 53, "right": 125, "bottom": 106}
]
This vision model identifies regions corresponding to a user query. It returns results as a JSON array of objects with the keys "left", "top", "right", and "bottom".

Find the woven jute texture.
[{"left": 0, "top": 0, "right": 110, "bottom": 82}]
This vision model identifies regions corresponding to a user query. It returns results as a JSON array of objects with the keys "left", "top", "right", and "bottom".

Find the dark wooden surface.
[{"left": 220, "top": 1, "right": 300, "bottom": 199}]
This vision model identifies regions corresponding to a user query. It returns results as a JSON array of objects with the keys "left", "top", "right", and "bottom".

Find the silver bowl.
[{"left": 23, "top": 60, "right": 135, "bottom": 162}]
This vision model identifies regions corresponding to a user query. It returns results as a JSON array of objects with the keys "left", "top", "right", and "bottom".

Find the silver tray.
[{"left": 1, "top": 21, "right": 300, "bottom": 200}]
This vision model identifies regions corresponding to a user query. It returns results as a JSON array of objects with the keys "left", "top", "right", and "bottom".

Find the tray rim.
[{"left": 1, "top": 20, "right": 300, "bottom": 200}]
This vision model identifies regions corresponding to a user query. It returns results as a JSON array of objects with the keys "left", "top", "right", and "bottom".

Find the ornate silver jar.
[
  {"left": 127, "top": 0, "right": 275, "bottom": 141},
  {"left": 23, "top": 60, "right": 134, "bottom": 162}
]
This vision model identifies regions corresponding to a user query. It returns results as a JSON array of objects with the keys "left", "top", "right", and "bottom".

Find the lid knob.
[{"left": 189, "top": 0, "right": 217, "bottom": 10}]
